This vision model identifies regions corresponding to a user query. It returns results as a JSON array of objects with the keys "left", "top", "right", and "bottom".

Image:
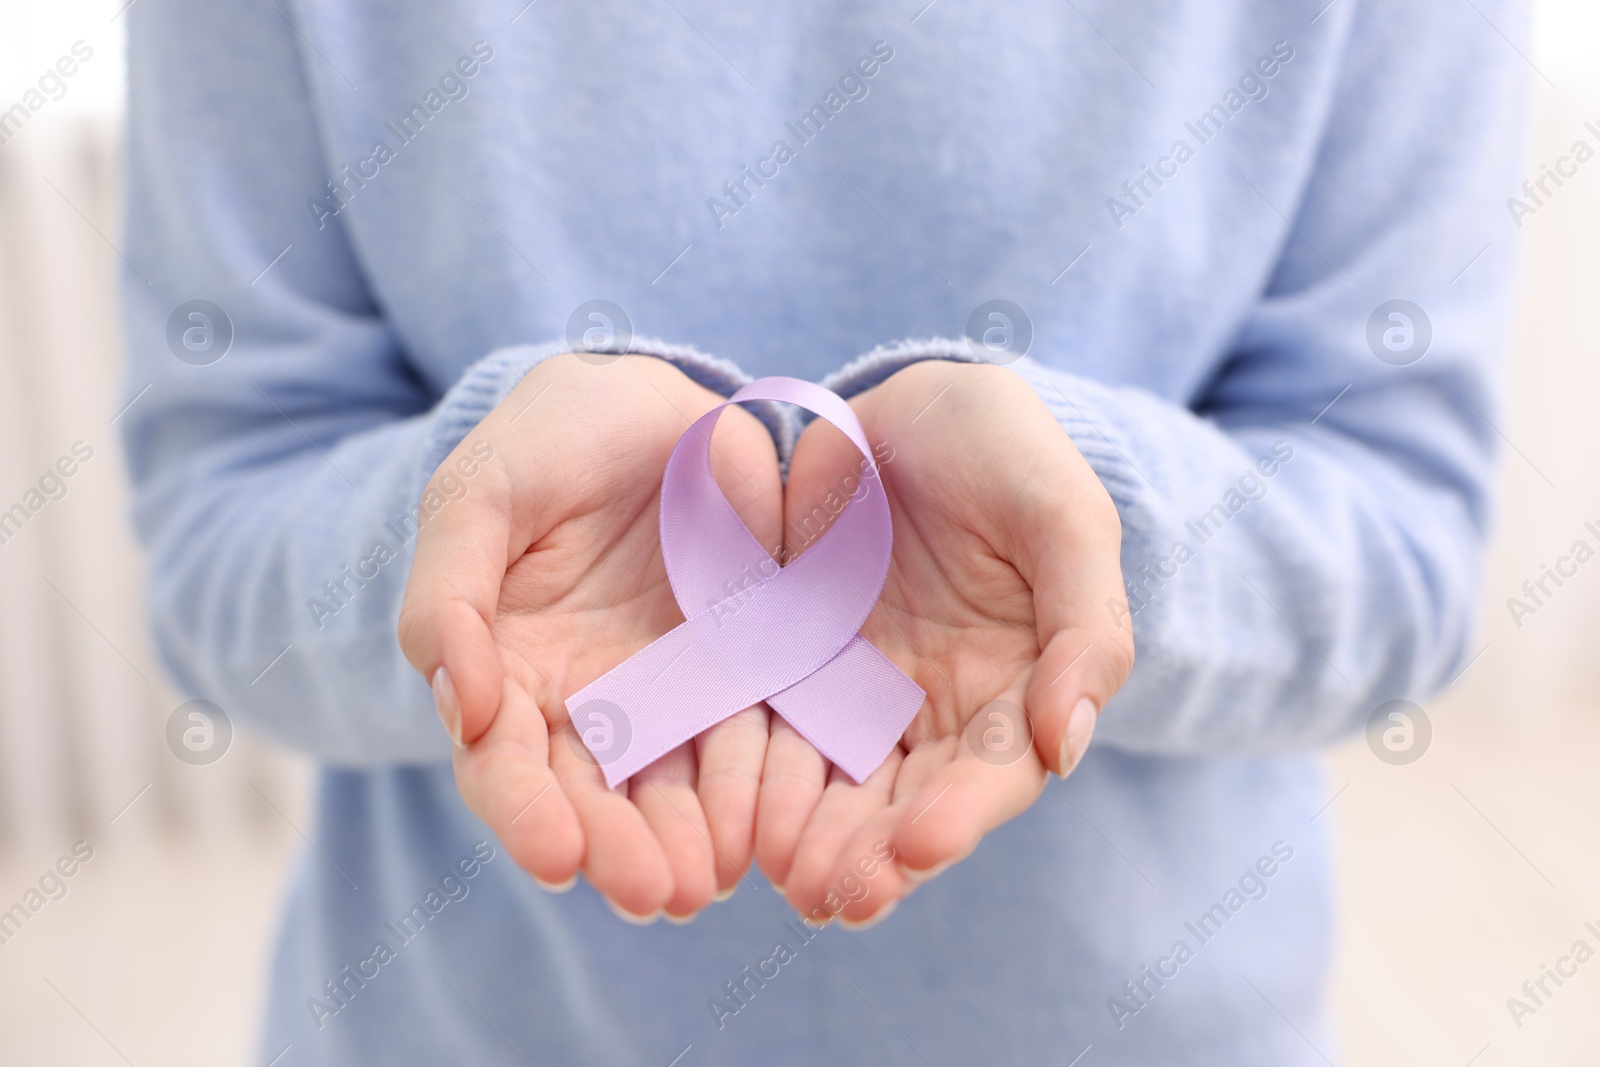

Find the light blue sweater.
[{"left": 119, "top": 1, "right": 1526, "bottom": 1063}]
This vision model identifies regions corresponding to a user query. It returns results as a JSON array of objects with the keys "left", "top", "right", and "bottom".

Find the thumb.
[
  {"left": 1013, "top": 465, "right": 1134, "bottom": 777},
  {"left": 397, "top": 439, "right": 515, "bottom": 749},
  {"left": 1026, "top": 626, "right": 1132, "bottom": 777}
]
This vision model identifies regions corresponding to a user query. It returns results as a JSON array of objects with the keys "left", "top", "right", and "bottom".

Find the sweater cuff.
[
  {"left": 419, "top": 337, "right": 792, "bottom": 483},
  {"left": 819, "top": 336, "right": 987, "bottom": 399},
  {"left": 821, "top": 338, "right": 1150, "bottom": 507}
]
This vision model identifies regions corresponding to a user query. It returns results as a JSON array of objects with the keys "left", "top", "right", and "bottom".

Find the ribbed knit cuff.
[
  {"left": 419, "top": 337, "right": 793, "bottom": 485},
  {"left": 821, "top": 337, "right": 1149, "bottom": 507}
]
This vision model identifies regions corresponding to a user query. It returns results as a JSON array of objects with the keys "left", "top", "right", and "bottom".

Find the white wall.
[{"left": 0, "top": 5, "right": 305, "bottom": 845}]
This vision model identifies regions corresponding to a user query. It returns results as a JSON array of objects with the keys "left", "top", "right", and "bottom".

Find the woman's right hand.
[{"left": 399, "top": 354, "right": 783, "bottom": 921}]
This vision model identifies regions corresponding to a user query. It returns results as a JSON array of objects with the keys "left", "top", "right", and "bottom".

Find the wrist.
[
  {"left": 423, "top": 337, "right": 792, "bottom": 493},
  {"left": 820, "top": 337, "right": 994, "bottom": 401}
]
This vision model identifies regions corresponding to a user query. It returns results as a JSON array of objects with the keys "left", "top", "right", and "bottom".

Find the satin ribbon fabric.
[{"left": 566, "top": 376, "right": 926, "bottom": 788}]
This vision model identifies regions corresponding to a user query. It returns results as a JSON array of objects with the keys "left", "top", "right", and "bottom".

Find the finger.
[
  {"left": 397, "top": 431, "right": 516, "bottom": 747},
  {"left": 695, "top": 705, "right": 769, "bottom": 896},
  {"left": 1014, "top": 451, "right": 1134, "bottom": 777},
  {"left": 783, "top": 750, "right": 901, "bottom": 924},
  {"left": 708, "top": 405, "right": 784, "bottom": 554},
  {"left": 831, "top": 811, "right": 915, "bottom": 929},
  {"left": 452, "top": 676, "right": 584, "bottom": 889},
  {"left": 817, "top": 740, "right": 954, "bottom": 929},
  {"left": 754, "top": 717, "right": 829, "bottom": 891},
  {"left": 891, "top": 744, "right": 1047, "bottom": 882},
  {"left": 1026, "top": 630, "right": 1122, "bottom": 777},
  {"left": 889, "top": 735, "right": 960, "bottom": 806},
  {"left": 782, "top": 414, "right": 868, "bottom": 560},
  {"left": 633, "top": 745, "right": 718, "bottom": 920},
  {"left": 549, "top": 721, "right": 675, "bottom": 920},
  {"left": 762, "top": 418, "right": 869, "bottom": 904}
]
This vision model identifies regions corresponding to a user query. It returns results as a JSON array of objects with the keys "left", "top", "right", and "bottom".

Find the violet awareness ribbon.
[{"left": 566, "top": 376, "right": 925, "bottom": 788}]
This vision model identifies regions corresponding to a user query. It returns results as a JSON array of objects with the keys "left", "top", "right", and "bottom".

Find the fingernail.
[
  {"left": 532, "top": 872, "right": 578, "bottom": 894},
  {"left": 432, "top": 666, "right": 464, "bottom": 748},
  {"left": 840, "top": 900, "right": 898, "bottom": 931},
  {"left": 769, "top": 881, "right": 786, "bottom": 895},
  {"left": 1059, "top": 697, "right": 1098, "bottom": 776},
  {"left": 713, "top": 885, "right": 737, "bottom": 902},
  {"left": 664, "top": 911, "right": 700, "bottom": 926},
  {"left": 604, "top": 899, "right": 661, "bottom": 925},
  {"left": 900, "top": 858, "right": 954, "bottom": 884}
]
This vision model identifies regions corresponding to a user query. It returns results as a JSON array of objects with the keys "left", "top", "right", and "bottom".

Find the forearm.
[
  {"left": 136, "top": 346, "right": 531, "bottom": 763},
  {"left": 823, "top": 340, "right": 1497, "bottom": 757},
  {"left": 821, "top": 0, "right": 1526, "bottom": 756},
  {"left": 132, "top": 339, "right": 765, "bottom": 765}
]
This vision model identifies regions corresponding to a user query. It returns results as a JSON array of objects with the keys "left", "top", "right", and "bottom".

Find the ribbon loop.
[{"left": 566, "top": 376, "right": 925, "bottom": 787}]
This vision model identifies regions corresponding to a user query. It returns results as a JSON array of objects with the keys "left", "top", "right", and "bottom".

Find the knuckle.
[
  {"left": 395, "top": 605, "right": 426, "bottom": 662},
  {"left": 1102, "top": 631, "right": 1136, "bottom": 688}
]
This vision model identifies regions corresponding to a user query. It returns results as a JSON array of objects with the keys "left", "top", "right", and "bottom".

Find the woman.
[{"left": 120, "top": 0, "right": 1525, "bottom": 1062}]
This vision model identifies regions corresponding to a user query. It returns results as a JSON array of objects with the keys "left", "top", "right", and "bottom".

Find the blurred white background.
[
  {"left": 0, "top": 2, "right": 1596, "bottom": 1064},
  {"left": 0, "top": 4, "right": 308, "bottom": 1064}
]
